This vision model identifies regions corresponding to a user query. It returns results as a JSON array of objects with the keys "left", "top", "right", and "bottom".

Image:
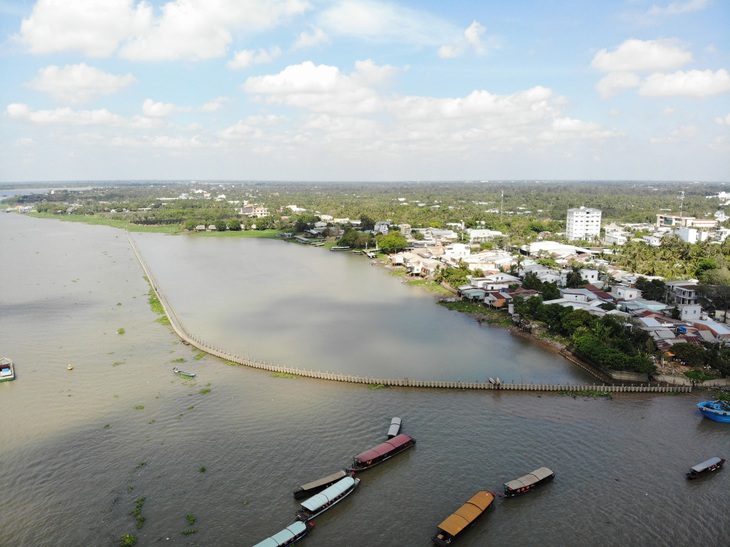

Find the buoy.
[{"left": 67, "top": 363, "right": 73, "bottom": 370}]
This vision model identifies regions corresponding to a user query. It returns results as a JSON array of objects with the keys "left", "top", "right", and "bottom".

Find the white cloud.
[
  {"left": 227, "top": 47, "right": 281, "bottom": 70},
  {"left": 142, "top": 99, "right": 177, "bottom": 117},
  {"left": 591, "top": 39, "right": 692, "bottom": 72},
  {"left": 650, "top": 125, "right": 699, "bottom": 143},
  {"left": 716, "top": 114, "right": 730, "bottom": 126},
  {"left": 647, "top": 0, "right": 710, "bottom": 17},
  {"left": 18, "top": 0, "right": 310, "bottom": 61},
  {"left": 7, "top": 103, "right": 127, "bottom": 126},
  {"left": 243, "top": 60, "right": 393, "bottom": 115},
  {"left": 202, "top": 97, "right": 228, "bottom": 112},
  {"left": 293, "top": 26, "right": 330, "bottom": 49},
  {"left": 18, "top": 0, "right": 148, "bottom": 56},
  {"left": 28, "top": 63, "right": 136, "bottom": 104},
  {"left": 438, "top": 20, "right": 493, "bottom": 59},
  {"left": 639, "top": 69, "right": 730, "bottom": 97},
  {"left": 319, "top": 0, "right": 455, "bottom": 47},
  {"left": 596, "top": 72, "right": 640, "bottom": 98}
]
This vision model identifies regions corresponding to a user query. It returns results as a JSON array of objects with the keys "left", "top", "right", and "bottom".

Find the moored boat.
[
  {"left": 431, "top": 490, "right": 495, "bottom": 546},
  {"left": 173, "top": 366, "right": 196, "bottom": 378},
  {"left": 347, "top": 433, "right": 416, "bottom": 472},
  {"left": 293, "top": 469, "right": 351, "bottom": 499},
  {"left": 502, "top": 467, "right": 555, "bottom": 497},
  {"left": 0, "top": 357, "right": 15, "bottom": 382},
  {"left": 252, "top": 520, "right": 313, "bottom": 547},
  {"left": 686, "top": 456, "right": 726, "bottom": 479},
  {"left": 387, "top": 417, "right": 402, "bottom": 438},
  {"left": 697, "top": 400, "right": 730, "bottom": 423},
  {"left": 295, "top": 475, "right": 360, "bottom": 522}
]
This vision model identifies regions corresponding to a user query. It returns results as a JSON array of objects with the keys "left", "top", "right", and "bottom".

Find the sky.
[{"left": 1, "top": 0, "right": 729, "bottom": 183}]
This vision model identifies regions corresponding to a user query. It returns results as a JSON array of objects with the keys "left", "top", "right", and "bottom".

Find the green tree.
[{"left": 376, "top": 232, "right": 408, "bottom": 254}]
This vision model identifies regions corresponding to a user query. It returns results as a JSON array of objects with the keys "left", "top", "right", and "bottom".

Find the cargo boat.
[
  {"left": 295, "top": 475, "right": 360, "bottom": 522},
  {"left": 292, "top": 469, "right": 351, "bottom": 500},
  {"left": 252, "top": 521, "right": 313, "bottom": 547},
  {"left": 431, "top": 490, "right": 495, "bottom": 546},
  {"left": 686, "top": 456, "right": 726, "bottom": 479},
  {"left": 347, "top": 433, "right": 416, "bottom": 472},
  {"left": 502, "top": 467, "right": 555, "bottom": 497}
]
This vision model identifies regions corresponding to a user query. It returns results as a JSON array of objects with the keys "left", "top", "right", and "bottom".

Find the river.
[{"left": 0, "top": 212, "right": 728, "bottom": 547}]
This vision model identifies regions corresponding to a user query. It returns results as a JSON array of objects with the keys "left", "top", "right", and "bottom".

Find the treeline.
[{"left": 512, "top": 296, "right": 656, "bottom": 374}]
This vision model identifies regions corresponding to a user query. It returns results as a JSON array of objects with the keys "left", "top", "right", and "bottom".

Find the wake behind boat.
[
  {"left": 252, "top": 520, "right": 313, "bottom": 547},
  {"left": 292, "top": 470, "right": 351, "bottom": 500},
  {"left": 295, "top": 475, "right": 360, "bottom": 522},
  {"left": 0, "top": 357, "right": 14, "bottom": 382},
  {"left": 173, "top": 367, "right": 196, "bottom": 378},
  {"left": 502, "top": 467, "right": 555, "bottom": 497},
  {"left": 347, "top": 433, "right": 416, "bottom": 472},
  {"left": 697, "top": 400, "right": 730, "bottom": 423},
  {"left": 431, "top": 490, "right": 495, "bottom": 546}
]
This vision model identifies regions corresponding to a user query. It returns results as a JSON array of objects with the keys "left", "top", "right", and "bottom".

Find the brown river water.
[{"left": 1, "top": 212, "right": 728, "bottom": 546}]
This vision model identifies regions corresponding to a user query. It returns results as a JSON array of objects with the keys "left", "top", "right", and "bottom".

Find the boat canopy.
[
  {"left": 504, "top": 467, "right": 553, "bottom": 491},
  {"left": 437, "top": 491, "right": 494, "bottom": 536},
  {"left": 387, "top": 417, "right": 402, "bottom": 438},
  {"left": 300, "top": 476, "right": 356, "bottom": 512},
  {"left": 299, "top": 470, "right": 347, "bottom": 491},
  {"left": 690, "top": 457, "right": 723, "bottom": 473},
  {"left": 354, "top": 434, "right": 412, "bottom": 463},
  {"left": 252, "top": 521, "right": 307, "bottom": 547}
]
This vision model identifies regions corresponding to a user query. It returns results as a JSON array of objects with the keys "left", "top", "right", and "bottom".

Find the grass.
[
  {"left": 272, "top": 372, "right": 298, "bottom": 378},
  {"left": 558, "top": 389, "right": 612, "bottom": 399},
  {"left": 199, "top": 466, "right": 206, "bottom": 473},
  {"left": 129, "top": 497, "right": 146, "bottom": 529},
  {"left": 185, "top": 514, "right": 196, "bottom": 526},
  {"left": 194, "top": 352, "right": 205, "bottom": 360},
  {"left": 368, "top": 383, "right": 386, "bottom": 390},
  {"left": 133, "top": 405, "right": 144, "bottom": 410},
  {"left": 117, "top": 328, "right": 126, "bottom": 335},
  {"left": 181, "top": 529, "right": 198, "bottom": 535},
  {"left": 683, "top": 370, "right": 716, "bottom": 382},
  {"left": 199, "top": 388, "right": 211, "bottom": 395},
  {"left": 119, "top": 534, "right": 137, "bottom": 547},
  {"left": 171, "top": 358, "right": 185, "bottom": 363}
]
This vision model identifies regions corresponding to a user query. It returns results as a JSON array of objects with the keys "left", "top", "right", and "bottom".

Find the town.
[{"left": 5, "top": 180, "right": 730, "bottom": 388}]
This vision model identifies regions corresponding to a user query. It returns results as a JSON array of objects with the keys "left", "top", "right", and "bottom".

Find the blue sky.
[{"left": 1, "top": 0, "right": 728, "bottom": 182}]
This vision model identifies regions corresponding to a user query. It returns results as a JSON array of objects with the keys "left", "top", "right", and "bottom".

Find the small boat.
[
  {"left": 686, "top": 457, "right": 726, "bottom": 480},
  {"left": 295, "top": 475, "right": 360, "bottom": 522},
  {"left": 0, "top": 357, "right": 15, "bottom": 382},
  {"left": 697, "top": 400, "right": 730, "bottom": 423},
  {"left": 502, "top": 467, "right": 555, "bottom": 497},
  {"left": 252, "top": 520, "right": 313, "bottom": 547},
  {"left": 173, "top": 367, "right": 196, "bottom": 378},
  {"left": 431, "top": 490, "right": 495, "bottom": 546},
  {"left": 387, "top": 417, "right": 402, "bottom": 439},
  {"left": 330, "top": 246, "right": 350, "bottom": 251},
  {"left": 293, "top": 469, "right": 351, "bottom": 499},
  {"left": 347, "top": 433, "right": 416, "bottom": 472}
]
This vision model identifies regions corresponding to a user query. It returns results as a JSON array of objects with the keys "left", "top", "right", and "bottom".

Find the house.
[
  {"left": 466, "top": 228, "right": 503, "bottom": 244},
  {"left": 442, "top": 243, "right": 470, "bottom": 264},
  {"left": 471, "top": 273, "right": 521, "bottom": 291},
  {"left": 666, "top": 281, "right": 698, "bottom": 305},
  {"left": 614, "top": 285, "right": 639, "bottom": 301}
]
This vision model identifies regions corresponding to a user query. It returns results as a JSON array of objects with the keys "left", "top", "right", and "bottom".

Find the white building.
[{"left": 566, "top": 206, "right": 602, "bottom": 241}]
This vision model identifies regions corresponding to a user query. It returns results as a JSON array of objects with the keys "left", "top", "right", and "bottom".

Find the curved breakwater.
[{"left": 127, "top": 232, "right": 691, "bottom": 394}]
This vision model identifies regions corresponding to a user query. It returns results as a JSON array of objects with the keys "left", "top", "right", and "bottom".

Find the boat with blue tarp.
[
  {"left": 295, "top": 475, "right": 360, "bottom": 522},
  {"left": 697, "top": 400, "right": 730, "bottom": 423},
  {"left": 173, "top": 367, "right": 196, "bottom": 378},
  {"left": 0, "top": 357, "right": 14, "bottom": 382},
  {"left": 252, "top": 520, "right": 313, "bottom": 547}
]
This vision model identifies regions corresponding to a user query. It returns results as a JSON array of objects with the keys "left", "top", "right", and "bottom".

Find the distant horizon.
[{"left": 2, "top": 178, "right": 729, "bottom": 187}]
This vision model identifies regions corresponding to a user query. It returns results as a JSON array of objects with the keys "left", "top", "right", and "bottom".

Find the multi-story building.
[{"left": 566, "top": 207, "right": 602, "bottom": 241}]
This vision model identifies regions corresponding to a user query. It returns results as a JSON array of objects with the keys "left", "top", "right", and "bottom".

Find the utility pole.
[{"left": 500, "top": 191, "right": 504, "bottom": 222}]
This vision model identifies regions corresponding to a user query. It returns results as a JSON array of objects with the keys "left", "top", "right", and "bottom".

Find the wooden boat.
[
  {"left": 502, "top": 467, "right": 555, "bottom": 497},
  {"left": 0, "top": 357, "right": 15, "bottom": 382},
  {"left": 347, "top": 433, "right": 416, "bottom": 472},
  {"left": 697, "top": 400, "right": 730, "bottom": 423},
  {"left": 252, "top": 520, "right": 313, "bottom": 547},
  {"left": 292, "top": 469, "right": 351, "bottom": 499},
  {"left": 172, "top": 367, "right": 196, "bottom": 378},
  {"left": 431, "top": 490, "right": 495, "bottom": 545},
  {"left": 387, "top": 417, "right": 402, "bottom": 438},
  {"left": 295, "top": 475, "right": 360, "bottom": 522},
  {"left": 686, "top": 457, "right": 726, "bottom": 479}
]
